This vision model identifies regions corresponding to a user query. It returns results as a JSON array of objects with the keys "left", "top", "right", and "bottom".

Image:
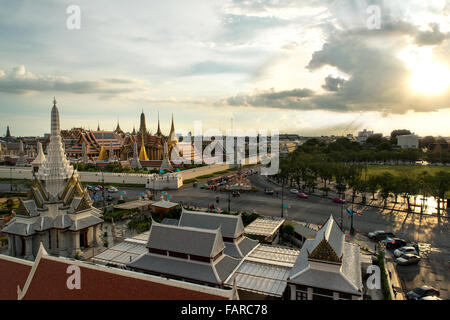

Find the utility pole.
[
  {"left": 101, "top": 170, "right": 105, "bottom": 208},
  {"left": 350, "top": 203, "right": 355, "bottom": 235},
  {"left": 281, "top": 179, "right": 285, "bottom": 218},
  {"left": 10, "top": 167, "right": 12, "bottom": 191}
]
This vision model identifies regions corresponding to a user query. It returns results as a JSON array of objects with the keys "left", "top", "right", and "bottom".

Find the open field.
[{"left": 366, "top": 165, "right": 450, "bottom": 177}]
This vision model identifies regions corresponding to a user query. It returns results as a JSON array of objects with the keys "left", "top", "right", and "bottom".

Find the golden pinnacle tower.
[
  {"left": 167, "top": 113, "right": 178, "bottom": 157},
  {"left": 139, "top": 131, "right": 149, "bottom": 161},
  {"left": 97, "top": 131, "right": 108, "bottom": 161}
]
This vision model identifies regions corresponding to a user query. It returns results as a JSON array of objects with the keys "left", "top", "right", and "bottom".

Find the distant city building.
[
  {"left": 356, "top": 129, "right": 374, "bottom": 143},
  {"left": 397, "top": 133, "right": 419, "bottom": 149}
]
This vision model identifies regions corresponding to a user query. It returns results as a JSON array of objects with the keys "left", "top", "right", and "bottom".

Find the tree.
[
  {"left": 398, "top": 174, "right": 416, "bottom": 212},
  {"left": 419, "top": 136, "right": 436, "bottom": 149},
  {"left": 366, "top": 134, "right": 385, "bottom": 146},
  {"left": 417, "top": 172, "right": 432, "bottom": 214},
  {"left": 390, "top": 176, "right": 403, "bottom": 205},
  {"left": 367, "top": 175, "right": 379, "bottom": 200},
  {"left": 428, "top": 171, "right": 450, "bottom": 216},
  {"left": 378, "top": 173, "right": 394, "bottom": 207}
]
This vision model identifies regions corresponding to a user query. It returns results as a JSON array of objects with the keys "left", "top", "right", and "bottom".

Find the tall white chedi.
[{"left": 36, "top": 98, "right": 76, "bottom": 198}]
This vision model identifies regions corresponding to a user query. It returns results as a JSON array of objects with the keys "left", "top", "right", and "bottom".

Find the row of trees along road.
[{"left": 274, "top": 137, "right": 450, "bottom": 216}]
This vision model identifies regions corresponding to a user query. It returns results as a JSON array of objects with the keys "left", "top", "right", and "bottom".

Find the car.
[
  {"left": 394, "top": 246, "right": 418, "bottom": 257},
  {"left": 419, "top": 296, "right": 442, "bottom": 300},
  {"left": 368, "top": 231, "right": 396, "bottom": 241},
  {"left": 296, "top": 192, "right": 309, "bottom": 199},
  {"left": 96, "top": 185, "right": 104, "bottom": 190},
  {"left": 87, "top": 185, "right": 95, "bottom": 191},
  {"left": 290, "top": 189, "right": 299, "bottom": 194},
  {"left": 384, "top": 238, "right": 407, "bottom": 249},
  {"left": 199, "top": 183, "right": 208, "bottom": 189},
  {"left": 331, "top": 197, "right": 345, "bottom": 204},
  {"left": 395, "top": 253, "right": 421, "bottom": 266},
  {"left": 232, "top": 191, "right": 240, "bottom": 197},
  {"left": 406, "top": 285, "right": 440, "bottom": 300},
  {"left": 265, "top": 188, "right": 274, "bottom": 195},
  {"left": 108, "top": 186, "right": 118, "bottom": 193}
]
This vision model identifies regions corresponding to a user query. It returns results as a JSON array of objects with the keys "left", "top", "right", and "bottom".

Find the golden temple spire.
[
  {"left": 168, "top": 113, "right": 178, "bottom": 145},
  {"left": 98, "top": 131, "right": 108, "bottom": 161},
  {"left": 138, "top": 131, "right": 149, "bottom": 161},
  {"left": 156, "top": 111, "right": 162, "bottom": 137}
]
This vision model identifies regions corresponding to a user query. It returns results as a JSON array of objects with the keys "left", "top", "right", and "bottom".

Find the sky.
[{"left": 0, "top": 0, "right": 449, "bottom": 137}]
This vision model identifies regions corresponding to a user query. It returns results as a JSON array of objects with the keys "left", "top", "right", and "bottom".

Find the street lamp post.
[
  {"left": 228, "top": 191, "right": 231, "bottom": 212},
  {"left": 350, "top": 203, "right": 355, "bottom": 235},
  {"left": 281, "top": 178, "right": 285, "bottom": 218},
  {"left": 101, "top": 170, "right": 105, "bottom": 208}
]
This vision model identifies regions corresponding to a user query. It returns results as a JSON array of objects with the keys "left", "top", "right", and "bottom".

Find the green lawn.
[{"left": 366, "top": 165, "right": 450, "bottom": 177}]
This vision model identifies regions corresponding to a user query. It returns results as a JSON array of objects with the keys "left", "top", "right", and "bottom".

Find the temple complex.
[
  {"left": 63, "top": 110, "right": 170, "bottom": 165},
  {"left": 2, "top": 98, "right": 104, "bottom": 260}
]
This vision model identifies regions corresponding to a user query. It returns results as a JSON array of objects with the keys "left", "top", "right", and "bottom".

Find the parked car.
[
  {"left": 232, "top": 191, "right": 240, "bottom": 197},
  {"left": 331, "top": 197, "right": 345, "bottom": 204},
  {"left": 368, "top": 230, "right": 396, "bottom": 241},
  {"left": 384, "top": 238, "right": 407, "bottom": 249},
  {"left": 108, "top": 186, "right": 118, "bottom": 193},
  {"left": 87, "top": 185, "right": 95, "bottom": 191},
  {"left": 265, "top": 188, "right": 274, "bottom": 195},
  {"left": 199, "top": 183, "right": 208, "bottom": 189},
  {"left": 96, "top": 185, "right": 104, "bottom": 190},
  {"left": 396, "top": 253, "right": 421, "bottom": 266},
  {"left": 419, "top": 296, "right": 442, "bottom": 300},
  {"left": 290, "top": 189, "right": 299, "bottom": 194},
  {"left": 394, "top": 246, "right": 418, "bottom": 257},
  {"left": 407, "top": 285, "right": 440, "bottom": 300},
  {"left": 296, "top": 192, "right": 309, "bottom": 199}
]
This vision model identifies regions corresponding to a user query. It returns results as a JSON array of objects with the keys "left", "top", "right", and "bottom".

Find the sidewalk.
[{"left": 385, "top": 254, "right": 406, "bottom": 300}]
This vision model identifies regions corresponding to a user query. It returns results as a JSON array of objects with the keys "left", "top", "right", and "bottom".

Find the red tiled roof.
[
  {"left": 0, "top": 255, "right": 33, "bottom": 300},
  {"left": 19, "top": 250, "right": 233, "bottom": 300}
]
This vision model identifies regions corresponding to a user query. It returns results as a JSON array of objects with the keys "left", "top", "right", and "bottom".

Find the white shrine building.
[{"left": 3, "top": 98, "right": 103, "bottom": 260}]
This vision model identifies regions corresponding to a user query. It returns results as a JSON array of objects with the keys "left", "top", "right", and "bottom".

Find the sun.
[
  {"left": 398, "top": 45, "right": 450, "bottom": 95},
  {"left": 410, "top": 63, "right": 450, "bottom": 95}
]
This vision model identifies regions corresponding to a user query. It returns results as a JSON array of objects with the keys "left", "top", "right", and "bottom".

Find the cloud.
[
  {"left": 221, "top": 25, "right": 450, "bottom": 114},
  {"left": 415, "top": 23, "right": 450, "bottom": 46},
  {"left": 181, "top": 60, "right": 253, "bottom": 76},
  {"left": 225, "top": 88, "right": 315, "bottom": 108},
  {"left": 0, "top": 65, "right": 148, "bottom": 96},
  {"left": 322, "top": 75, "right": 346, "bottom": 92}
]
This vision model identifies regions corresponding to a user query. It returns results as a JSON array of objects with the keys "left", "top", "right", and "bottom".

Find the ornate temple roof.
[{"left": 288, "top": 215, "right": 362, "bottom": 295}]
